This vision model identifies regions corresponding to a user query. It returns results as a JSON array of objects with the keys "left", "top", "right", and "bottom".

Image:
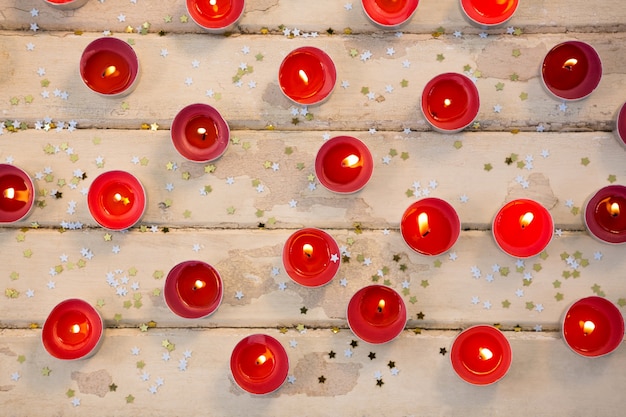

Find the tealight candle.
[
  {"left": 164, "top": 261, "right": 223, "bottom": 319},
  {"left": 615, "top": 102, "right": 626, "bottom": 148},
  {"left": 43, "top": 0, "right": 88, "bottom": 9},
  {"left": 186, "top": 0, "right": 245, "bottom": 33},
  {"left": 347, "top": 285, "right": 407, "bottom": 344},
  {"left": 361, "top": 0, "right": 420, "bottom": 29},
  {"left": 492, "top": 198, "right": 553, "bottom": 258},
  {"left": 80, "top": 37, "right": 140, "bottom": 97},
  {"left": 42, "top": 299, "right": 104, "bottom": 360},
  {"left": 401, "top": 198, "right": 461, "bottom": 256},
  {"left": 450, "top": 325, "right": 512, "bottom": 385},
  {"left": 459, "top": 0, "right": 519, "bottom": 27},
  {"left": 541, "top": 41, "right": 602, "bottom": 101},
  {"left": 230, "top": 334, "right": 289, "bottom": 395},
  {"left": 87, "top": 171, "right": 146, "bottom": 230},
  {"left": 562, "top": 296, "right": 624, "bottom": 357},
  {"left": 584, "top": 185, "right": 626, "bottom": 244},
  {"left": 278, "top": 46, "right": 337, "bottom": 106},
  {"left": 282, "top": 228, "right": 340, "bottom": 287},
  {"left": 0, "top": 164, "right": 35, "bottom": 224},
  {"left": 315, "top": 136, "right": 374, "bottom": 193},
  {"left": 171, "top": 103, "right": 230, "bottom": 162},
  {"left": 421, "top": 72, "right": 480, "bottom": 133}
]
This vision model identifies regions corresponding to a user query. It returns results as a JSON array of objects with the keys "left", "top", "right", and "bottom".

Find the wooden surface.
[{"left": 1, "top": 0, "right": 625, "bottom": 416}]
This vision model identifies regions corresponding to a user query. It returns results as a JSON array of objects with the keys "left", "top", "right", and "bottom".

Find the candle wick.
[
  {"left": 421, "top": 230, "right": 430, "bottom": 237},
  {"left": 377, "top": 306, "right": 383, "bottom": 313}
]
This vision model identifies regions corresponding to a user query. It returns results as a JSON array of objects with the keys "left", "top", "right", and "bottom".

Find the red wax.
[
  {"left": 230, "top": 334, "right": 289, "bottom": 395},
  {"left": 460, "top": 0, "right": 519, "bottom": 26},
  {"left": 282, "top": 228, "right": 340, "bottom": 287},
  {"left": 0, "top": 164, "right": 35, "bottom": 223},
  {"left": 315, "top": 136, "right": 374, "bottom": 193},
  {"left": 44, "top": 0, "right": 88, "bottom": 9},
  {"left": 541, "top": 41, "right": 602, "bottom": 101},
  {"left": 186, "top": 0, "right": 245, "bottom": 32},
  {"left": 492, "top": 199, "right": 553, "bottom": 258},
  {"left": 562, "top": 296, "right": 624, "bottom": 357},
  {"left": 615, "top": 102, "right": 626, "bottom": 148},
  {"left": 401, "top": 198, "right": 461, "bottom": 256},
  {"left": 361, "top": 0, "right": 420, "bottom": 28},
  {"left": 584, "top": 185, "right": 626, "bottom": 244},
  {"left": 171, "top": 104, "right": 230, "bottom": 162},
  {"left": 80, "top": 38, "right": 139, "bottom": 96},
  {"left": 450, "top": 325, "right": 512, "bottom": 385},
  {"left": 164, "top": 261, "right": 223, "bottom": 319},
  {"left": 279, "top": 47, "right": 337, "bottom": 105},
  {"left": 87, "top": 171, "right": 146, "bottom": 230},
  {"left": 421, "top": 73, "right": 480, "bottom": 132},
  {"left": 347, "top": 285, "right": 407, "bottom": 344},
  {"left": 42, "top": 299, "right": 104, "bottom": 360}
]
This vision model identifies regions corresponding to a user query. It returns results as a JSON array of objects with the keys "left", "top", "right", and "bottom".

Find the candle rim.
[
  {"left": 87, "top": 170, "right": 146, "bottom": 230},
  {"left": 171, "top": 103, "right": 230, "bottom": 162},
  {"left": 230, "top": 334, "right": 289, "bottom": 395},
  {"left": 314, "top": 136, "right": 374, "bottom": 194},
  {"left": 400, "top": 197, "right": 461, "bottom": 256},
  {"left": 164, "top": 260, "right": 224, "bottom": 319},
  {"left": 282, "top": 228, "right": 340, "bottom": 287},
  {"left": 583, "top": 185, "right": 626, "bottom": 244},
  {"left": 43, "top": 0, "right": 89, "bottom": 10},
  {"left": 617, "top": 102, "right": 626, "bottom": 146},
  {"left": 278, "top": 46, "right": 337, "bottom": 106},
  {"left": 361, "top": 0, "right": 420, "bottom": 28},
  {"left": 346, "top": 285, "right": 407, "bottom": 344},
  {"left": 459, "top": 0, "right": 519, "bottom": 27},
  {"left": 0, "top": 164, "right": 35, "bottom": 223},
  {"left": 185, "top": 0, "right": 245, "bottom": 31}
]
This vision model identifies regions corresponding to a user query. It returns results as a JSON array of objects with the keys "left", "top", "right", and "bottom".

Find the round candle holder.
[
  {"left": 42, "top": 299, "right": 104, "bottom": 360},
  {"left": 421, "top": 72, "right": 480, "bottom": 133},
  {"left": 80, "top": 37, "right": 140, "bottom": 97},
  {"left": 43, "top": 0, "right": 89, "bottom": 9},
  {"left": 541, "top": 40, "right": 602, "bottom": 101},
  {"left": 171, "top": 103, "right": 230, "bottom": 162},
  {"left": 347, "top": 285, "right": 407, "bottom": 344},
  {"left": 315, "top": 136, "right": 374, "bottom": 194},
  {"left": 583, "top": 185, "right": 626, "bottom": 244},
  {"left": 87, "top": 171, "right": 146, "bottom": 230},
  {"left": 401, "top": 198, "right": 461, "bottom": 256},
  {"left": 186, "top": 0, "right": 245, "bottom": 33},
  {"left": 0, "top": 164, "right": 35, "bottom": 224},
  {"left": 492, "top": 198, "right": 553, "bottom": 258},
  {"left": 615, "top": 102, "right": 626, "bottom": 148},
  {"left": 459, "top": 0, "right": 519, "bottom": 27},
  {"left": 164, "top": 260, "right": 224, "bottom": 319},
  {"left": 361, "top": 0, "right": 420, "bottom": 29},
  {"left": 450, "top": 325, "right": 512, "bottom": 385},
  {"left": 278, "top": 46, "right": 337, "bottom": 106},
  {"left": 282, "top": 228, "right": 340, "bottom": 287},
  {"left": 230, "top": 334, "right": 289, "bottom": 395},
  {"left": 562, "top": 296, "right": 624, "bottom": 357}
]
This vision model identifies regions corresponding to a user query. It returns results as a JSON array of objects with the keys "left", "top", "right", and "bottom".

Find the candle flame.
[
  {"left": 478, "top": 347, "right": 493, "bottom": 361},
  {"left": 193, "top": 280, "right": 206, "bottom": 290},
  {"left": 341, "top": 154, "right": 360, "bottom": 168},
  {"left": 303, "top": 243, "right": 314, "bottom": 258},
  {"left": 377, "top": 299, "right": 385, "bottom": 313},
  {"left": 197, "top": 127, "right": 207, "bottom": 140},
  {"left": 609, "top": 202, "right": 620, "bottom": 217},
  {"left": 443, "top": 98, "right": 452, "bottom": 107},
  {"left": 298, "top": 69, "right": 309, "bottom": 85},
  {"left": 3, "top": 188, "right": 15, "bottom": 199},
  {"left": 3, "top": 187, "right": 30, "bottom": 202},
  {"left": 256, "top": 354, "right": 267, "bottom": 365},
  {"left": 519, "top": 212, "right": 534, "bottom": 229},
  {"left": 209, "top": 0, "right": 217, "bottom": 4},
  {"left": 580, "top": 320, "right": 596, "bottom": 336},
  {"left": 113, "top": 193, "right": 131, "bottom": 206},
  {"left": 563, "top": 58, "right": 578, "bottom": 71},
  {"left": 418, "top": 212, "right": 430, "bottom": 237},
  {"left": 70, "top": 324, "right": 81, "bottom": 334},
  {"left": 102, "top": 65, "right": 119, "bottom": 78}
]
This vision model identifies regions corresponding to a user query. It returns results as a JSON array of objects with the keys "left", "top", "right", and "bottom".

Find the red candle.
[
  {"left": 615, "top": 102, "right": 626, "bottom": 148},
  {"left": 584, "top": 185, "right": 626, "bottom": 244},
  {"left": 347, "top": 285, "right": 407, "bottom": 344},
  {"left": 0, "top": 164, "right": 35, "bottom": 224},
  {"left": 421, "top": 73, "right": 480, "bottom": 133},
  {"left": 80, "top": 37, "right": 140, "bottom": 97},
  {"left": 450, "top": 325, "right": 512, "bottom": 385},
  {"left": 460, "top": 0, "right": 519, "bottom": 27},
  {"left": 361, "top": 0, "right": 420, "bottom": 28},
  {"left": 87, "top": 171, "right": 146, "bottom": 230},
  {"left": 562, "top": 296, "right": 624, "bottom": 357},
  {"left": 171, "top": 104, "right": 230, "bottom": 162},
  {"left": 186, "top": 0, "right": 245, "bottom": 32},
  {"left": 42, "top": 299, "right": 104, "bottom": 360},
  {"left": 315, "top": 136, "right": 374, "bottom": 194},
  {"left": 230, "top": 334, "right": 289, "bottom": 395},
  {"left": 401, "top": 198, "right": 461, "bottom": 256},
  {"left": 43, "top": 0, "right": 88, "bottom": 9},
  {"left": 492, "top": 199, "right": 553, "bottom": 258},
  {"left": 164, "top": 261, "right": 223, "bottom": 319},
  {"left": 541, "top": 41, "right": 602, "bottom": 101},
  {"left": 282, "top": 228, "right": 340, "bottom": 287},
  {"left": 278, "top": 47, "right": 337, "bottom": 106}
]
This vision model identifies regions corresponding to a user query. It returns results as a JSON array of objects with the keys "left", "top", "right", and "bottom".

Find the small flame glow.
[
  {"left": 377, "top": 299, "right": 385, "bottom": 313},
  {"left": 303, "top": 243, "right": 314, "bottom": 258},
  {"left": 193, "top": 280, "right": 206, "bottom": 290},
  {"left": 478, "top": 347, "right": 493, "bottom": 361},
  {"left": 197, "top": 127, "right": 207, "bottom": 136},
  {"left": 209, "top": 0, "right": 217, "bottom": 5},
  {"left": 519, "top": 212, "right": 534, "bottom": 228},
  {"left": 113, "top": 193, "right": 130, "bottom": 206},
  {"left": 581, "top": 320, "right": 596, "bottom": 336},
  {"left": 256, "top": 354, "right": 267, "bottom": 365},
  {"left": 609, "top": 202, "right": 620, "bottom": 217},
  {"left": 418, "top": 212, "right": 430, "bottom": 237},
  {"left": 341, "top": 154, "right": 360, "bottom": 168},
  {"left": 3, "top": 188, "right": 15, "bottom": 199},
  {"left": 102, "top": 65, "right": 119, "bottom": 78},
  {"left": 298, "top": 69, "right": 309, "bottom": 85},
  {"left": 70, "top": 324, "right": 81, "bottom": 334},
  {"left": 443, "top": 98, "right": 452, "bottom": 107},
  {"left": 563, "top": 58, "right": 578, "bottom": 70}
]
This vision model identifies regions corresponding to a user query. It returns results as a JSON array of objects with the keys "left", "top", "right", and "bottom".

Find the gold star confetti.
[
  {"left": 509, "top": 73, "right": 519, "bottom": 81},
  {"left": 512, "top": 49, "right": 521, "bottom": 57},
  {"left": 150, "top": 123, "right": 159, "bottom": 131},
  {"left": 555, "top": 292, "right": 564, "bottom": 301},
  {"left": 41, "top": 367, "right": 52, "bottom": 376},
  {"left": 180, "top": 15, "right": 189, "bottom": 23},
  {"left": 400, "top": 79, "right": 409, "bottom": 88},
  {"left": 66, "top": 389, "right": 75, "bottom": 398},
  {"left": 204, "top": 164, "right": 216, "bottom": 174},
  {"left": 608, "top": 174, "right": 617, "bottom": 183},
  {"left": 126, "top": 394, "right": 135, "bottom": 404},
  {"left": 502, "top": 299, "right": 511, "bottom": 308},
  {"left": 17, "top": 355, "right": 25, "bottom": 364},
  {"left": 484, "top": 163, "right": 493, "bottom": 172},
  {"left": 581, "top": 157, "right": 590, "bottom": 166},
  {"left": 5, "top": 288, "right": 19, "bottom": 298},
  {"left": 227, "top": 206, "right": 236, "bottom": 215},
  {"left": 436, "top": 53, "right": 445, "bottom": 62},
  {"left": 519, "top": 92, "right": 528, "bottom": 100}
]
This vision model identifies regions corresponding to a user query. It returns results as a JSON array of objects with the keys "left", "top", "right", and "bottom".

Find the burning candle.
[
  {"left": 80, "top": 37, "right": 140, "bottom": 97},
  {"left": 186, "top": 0, "right": 245, "bottom": 33},
  {"left": 492, "top": 199, "right": 553, "bottom": 258},
  {"left": 450, "top": 325, "right": 512, "bottom": 385},
  {"left": 615, "top": 102, "right": 626, "bottom": 148},
  {"left": 87, "top": 171, "right": 146, "bottom": 230},
  {"left": 42, "top": 299, "right": 104, "bottom": 360},
  {"left": 361, "top": 0, "right": 420, "bottom": 28},
  {"left": 282, "top": 228, "right": 340, "bottom": 287},
  {"left": 315, "top": 136, "right": 374, "bottom": 193},
  {"left": 584, "top": 185, "right": 626, "bottom": 244},
  {"left": 401, "top": 198, "right": 461, "bottom": 256},
  {"left": 562, "top": 296, "right": 624, "bottom": 357},
  {"left": 171, "top": 103, "right": 230, "bottom": 162},
  {"left": 43, "top": 0, "right": 89, "bottom": 9},
  {"left": 0, "top": 164, "right": 35, "bottom": 224},
  {"left": 421, "top": 73, "right": 480, "bottom": 133},
  {"left": 230, "top": 334, "right": 289, "bottom": 395},
  {"left": 164, "top": 261, "right": 223, "bottom": 319},
  {"left": 278, "top": 46, "right": 337, "bottom": 106},
  {"left": 459, "top": 0, "right": 519, "bottom": 27},
  {"left": 347, "top": 285, "right": 407, "bottom": 344},
  {"left": 541, "top": 41, "right": 602, "bottom": 101}
]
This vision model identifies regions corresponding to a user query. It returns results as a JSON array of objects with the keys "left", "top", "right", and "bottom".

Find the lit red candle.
[
  {"left": 80, "top": 37, "right": 140, "bottom": 97},
  {"left": 347, "top": 285, "right": 407, "bottom": 344},
  {"left": 0, "top": 164, "right": 35, "bottom": 224},
  {"left": 230, "top": 334, "right": 289, "bottom": 395},
  {"left": 43, "top": 0, "right": 88, "bottom": 9},
  {"left": 164, "top": 261, "right": 223, "bottom": 319},
  {"left": 460, "top": 0, "right": 519, "bottom": 27},
  {"left": 541, "top": 41, "right": 602, "bottom": 101},
  {"left": 421, "top": 72, "right": 480, "bottom": 133},
  {"left": 562, "top": 296, "right": 624, "bottom": 357},
  {"left": 361, "top": 0, "right": 420, "bottom": 28},
  {"left": 87, "top": 171, "right": 146, "bottom": 230},
  {"left": 315, "top": 136, "right": 374, "bottom": 193},
  {"left": 584, "top": 185, "right": 626, "bottom": 244},
  {"left": 492, "top": 199, "right": 553, "bottom": 258},
  {"left": 278, "top": 46, "right": 337, "bottom": 106},
  {"left": 42, "top": 299, "right": 104, "bottom": 360},
  {"left": 615, "top": 102, "right": 626, "bottom": 148},
  {"left": 450, "top": 325, "right": 512, "bottom": 385},
  {"left": 186, "top": 0, "right": 245, "bottom": 32},
  {"left": 282, "top": 228, "right": 340, "bottom": 287},
  {"left": 171, "top": 103, "right": 230, "bottom": 162},
  {"left": 401, "top": 198, "right": 461, "bottom": 256}
]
